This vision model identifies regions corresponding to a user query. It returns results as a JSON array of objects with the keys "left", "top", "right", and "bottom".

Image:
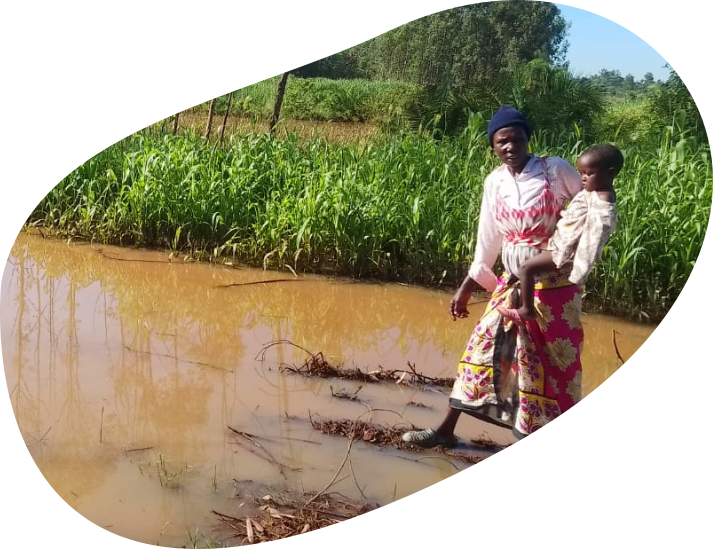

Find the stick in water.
[{"left": 99, "top": 405, "right": 104, "bottom": 443}]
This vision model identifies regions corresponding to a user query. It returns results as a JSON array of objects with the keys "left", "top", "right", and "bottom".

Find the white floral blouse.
[{"left": 468, "top": 155, "right": 583, "bottom": 292}]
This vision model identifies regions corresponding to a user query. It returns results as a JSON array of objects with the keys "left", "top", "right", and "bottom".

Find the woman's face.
[{"left": 492, "top": 126, "right": 530, "bottom": 173}]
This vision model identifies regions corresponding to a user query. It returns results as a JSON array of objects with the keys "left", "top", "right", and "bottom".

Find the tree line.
[
  {"left": 288, "top": 1, "right": 704, "bottom": 144},
  {"left": 294, "top": 1, "right": 568, "bottom": 91},
  {"left": 179, "top": 1, "right": 704, "bottom": 148}
]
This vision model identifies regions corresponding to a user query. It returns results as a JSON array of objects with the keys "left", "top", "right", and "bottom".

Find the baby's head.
[{"left": 576, "top": 144, "right": 624, "bottom": 192}]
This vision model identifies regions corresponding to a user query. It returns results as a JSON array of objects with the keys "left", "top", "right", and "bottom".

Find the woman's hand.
[
  {"left": 450, "top": 275, "right": 479, "bottom": 321},
  {"left": 449, "top": 289, "right": 471, "bottom": 320},
  {"left": 451, "top": 287, "right": 475, "bottom": 321}
]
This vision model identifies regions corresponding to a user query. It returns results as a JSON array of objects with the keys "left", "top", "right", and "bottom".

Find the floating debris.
[
  {"left": 212, "top": 491, "right": 375, "bottom": 544},
  {"left": 309, "top": 418, "right": 494, "bottom": 464},
  {"left": 259, "top": 340, "right": 455, "bottom": 387},
  {"left": 330, "top": 385, "right": 364, "bottom": 401}
]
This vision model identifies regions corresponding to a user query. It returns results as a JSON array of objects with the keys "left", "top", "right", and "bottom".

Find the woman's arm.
[
  {"left": 452, "top": 175, "right": 502, "bottom": 321},
  {"left": 467, "top": 176, "right": 502, "bottom": 293},
  {"left": 450, "top": 275, "right": 479, "bottom": 320}
]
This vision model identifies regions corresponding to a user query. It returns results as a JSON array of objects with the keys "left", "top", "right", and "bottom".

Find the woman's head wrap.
[{"left": 487, "top": 105, "right": 532, "bottom": 147}]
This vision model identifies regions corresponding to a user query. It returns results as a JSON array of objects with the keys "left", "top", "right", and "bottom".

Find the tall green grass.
[
  {"left": 191, "top": 76, "right": 419, "bottom": 124},
  {"left": 591, "top": 131, "right": 711, "bottom": 317},
  {"left": 31, "top": 115, "right": 711, "bottom": 320}
]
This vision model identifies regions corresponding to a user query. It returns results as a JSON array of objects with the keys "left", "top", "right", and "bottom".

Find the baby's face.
[{"left": 576, "top": 155, "right": 610, "bottom": 192}]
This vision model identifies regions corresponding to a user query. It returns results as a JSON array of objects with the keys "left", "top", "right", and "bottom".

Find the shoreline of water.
[{"left": 1, "top": 232, "right": 656, "bottom": 547}]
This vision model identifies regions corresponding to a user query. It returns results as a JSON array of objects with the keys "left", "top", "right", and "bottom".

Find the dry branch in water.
[
  {"left": 261, "top": 340, "right": 454, "bottom": 387},
  {"left": 123, "top": 446, "right": 154, "bottom": 453},
  {"left": 330, "top": 385, "right": 363, "bottom": 401},
  {"left": 214, "top": 413, "right": 501, "bottom": 542},
  {"left": 612, "top": 330, "right": 625, "bottom": 364},
  {"left": 124, "top": 345, "right": 232, "bottom": 372},
  {"left": 310, "top": 418, "right": 493, "bottom": 464},
  {"left": 214, "top": 278, "right": 308, "bottom": 289},
  {"left": 227, "top": 426, "right": 301, "bottom": 476},
  {"left": 96, "top": 249, "right": 169, "bottom": 264},
  {"left": 212, "top": 492, "right": 374, "bottom": 544}
]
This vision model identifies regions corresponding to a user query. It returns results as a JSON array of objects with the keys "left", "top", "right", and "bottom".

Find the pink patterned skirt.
[{"left": 449, "top": 273, "right": 583, "bottom": 438}]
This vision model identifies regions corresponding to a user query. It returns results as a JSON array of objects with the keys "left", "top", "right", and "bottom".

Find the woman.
[{"left": 403, "top": 105, "right": 584, "bottom": 445}]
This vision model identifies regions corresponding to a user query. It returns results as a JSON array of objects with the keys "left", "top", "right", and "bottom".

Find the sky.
[{"left": 556, "top": 3, "right": 671, "bottom": 81}]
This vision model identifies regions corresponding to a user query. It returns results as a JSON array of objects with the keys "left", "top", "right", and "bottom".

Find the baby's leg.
[
  {"left": 496, "top": 266, "right": 536, "bottom": 323},
  {"left": 514, "top": 258, "right": 539, "bottom": 320},
  {"left": 497, "top": 252, "right": 557, "bottom": 323}
]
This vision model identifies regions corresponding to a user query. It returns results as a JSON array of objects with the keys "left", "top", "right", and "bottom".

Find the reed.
[{"left": 30, "top": 115, "right": 711, "bottom": 320}]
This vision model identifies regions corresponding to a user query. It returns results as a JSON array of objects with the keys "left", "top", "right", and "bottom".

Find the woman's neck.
[{"left": 506, "top": 154, "right": 532, "bottom": 177}]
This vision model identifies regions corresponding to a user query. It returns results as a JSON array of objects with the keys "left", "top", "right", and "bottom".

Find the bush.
[
  {"left": 189, "top": 77, "right": 419, "bottom": 125},
  {"left": 403, "top": 60, "right": 605, "bottom": 140}
]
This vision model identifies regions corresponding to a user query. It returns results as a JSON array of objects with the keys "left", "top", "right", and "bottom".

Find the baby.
[{"left": 497, "top": 144, "right": 622, "bottom": 323}]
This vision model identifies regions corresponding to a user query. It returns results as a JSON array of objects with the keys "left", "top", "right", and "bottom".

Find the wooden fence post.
[
  {"left": 172, "top": 112, "right": 180, "bottom": 135},
  {"left": 220, "top": 92, "right": 234, "bottom": 144},
  {"left": 205, "top": 98, "right": 217, "bottom": 138},
  {"left": 269, "top": 72, "right": 290, "bottom": 134}
]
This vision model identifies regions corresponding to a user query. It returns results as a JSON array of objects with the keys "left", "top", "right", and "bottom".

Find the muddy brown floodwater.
[{"left": 1, "top": 233, "right": 656, "bottom": 547}]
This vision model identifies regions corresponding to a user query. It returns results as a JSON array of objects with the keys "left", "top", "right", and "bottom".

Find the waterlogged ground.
[
  {"left": 166, "top": 112, "right": 381, "bottom": 144},
  {"left": 1, "top": 233, "right": 655, "bottom": 546}
]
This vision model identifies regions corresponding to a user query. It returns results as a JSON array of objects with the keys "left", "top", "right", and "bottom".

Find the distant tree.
[
  {"left": 294, "top": 1, "right": 568, "bottom": 91},
  {"left": 623, "top": 74, "right": 637, "bottom": 92},
  {"left": 405, "top": 59, "right": 604, "bottom": 139},
  {"left": 292, "top": 50, "right": 363, "bottom": 80},
  {"left": 594, "top": 69, "right": 625, "bottom": 94},
  {"left": 582, "top": 69, "right": 665, "bottom": 99},
  {"left": 651, "top": 68, "right": 707, "bottom": 142}
]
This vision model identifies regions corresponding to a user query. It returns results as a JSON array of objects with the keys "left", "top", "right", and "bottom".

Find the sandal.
[{"left": 401, "top": 429, "right": 458, "bottom": 448}]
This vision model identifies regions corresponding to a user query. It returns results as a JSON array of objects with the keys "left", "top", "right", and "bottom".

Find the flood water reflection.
[{"left": 1, "top": 233, "right": 655, "bottom": 546}]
